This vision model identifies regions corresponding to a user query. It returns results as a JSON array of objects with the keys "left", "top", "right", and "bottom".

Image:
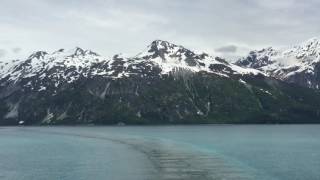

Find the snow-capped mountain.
[
  {"left": 1, "top": 48, "right": 104, "bottom": 83},
  {"left": 236, "top": 37, "right": 320, "bottom": 89},
  {"left": 136, "top": 40, "right": 261, "bottom": 75},
  {"left": 1, "top": 40, "right": 320, "bottom": 125},
  {"left": 0, "top": 40, "right": 261, "bottom": 92}
]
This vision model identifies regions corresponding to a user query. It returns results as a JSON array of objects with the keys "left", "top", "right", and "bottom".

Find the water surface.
[{"left": 0, "top": 125, "right": 319, "bottom": 180}]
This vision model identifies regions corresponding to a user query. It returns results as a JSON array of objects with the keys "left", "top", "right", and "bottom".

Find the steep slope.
[
  {"left": 236, "top": 37, "right": 320, "bottom": 89},
  {"left": 1, "top": 40, "right": 320, "bottom": 125}
]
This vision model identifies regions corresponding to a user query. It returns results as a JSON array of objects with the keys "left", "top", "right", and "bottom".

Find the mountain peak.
[
  {"left": 147, "top": 40, "right": 187, "bottom": 56},
  {"left": 303, "top": 36, "right": 320, "bottom": 44},
  {"left": 69, "top": 47, "right": 92, "bottom": 57},
  {"left": 137, "top": 40, "right": 195, "bottom": 61},
  {"left": 297, "top": 37, "right": 320, "bottom": 52},
  {"left": 149, "top": 40, "right": 182, "bottom": 50},
  {"left": 74, "top": 47, "right": 85, "bottom": 55},
  {"left": 28, "top": 51, "right": 48, "bottom": 60},
  {"left": 280, "top": 37, "right": 320, "bottom": 60},
  {"left": 52, "top": 47, "right": 99, "bottom": 57}
]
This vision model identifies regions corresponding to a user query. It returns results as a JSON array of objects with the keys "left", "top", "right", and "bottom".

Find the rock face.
[
  {"left": 236, "top": 37, "right": 320, "bottom": 89},
  {"left": 1, "top": 40, "right": 320, "bottom": 125}
]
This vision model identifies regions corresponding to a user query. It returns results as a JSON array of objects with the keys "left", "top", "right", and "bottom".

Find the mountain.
[
  {"left": 1, "top": 40, "right": 320, "bottom": 125},
  {"left": 236, "top": 37, "right": 320, "bottom": 89}
]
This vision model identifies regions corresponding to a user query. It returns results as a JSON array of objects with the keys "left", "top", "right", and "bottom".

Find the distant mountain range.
[
  {"left": 236, "top": 37, "right": 320, "bottom": 89},
  {"left": 1, "top": 39, "right": 320, "bottom": 125}
]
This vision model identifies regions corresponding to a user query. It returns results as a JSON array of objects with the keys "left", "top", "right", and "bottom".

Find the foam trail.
[{"left": 19, "top": 127, "right": 260, "bottom": 180}]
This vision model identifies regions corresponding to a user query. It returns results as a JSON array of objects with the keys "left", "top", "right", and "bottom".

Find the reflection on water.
[{"left": 0, "top": 125, "right": 320, "bottom": 180}]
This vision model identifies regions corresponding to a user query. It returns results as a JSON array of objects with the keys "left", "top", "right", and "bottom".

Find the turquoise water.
[{"left": 0, "top": 125, "right": 320, "bottom": 180}]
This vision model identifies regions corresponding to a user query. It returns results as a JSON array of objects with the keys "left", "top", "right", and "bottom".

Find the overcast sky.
[{"left": 1, "top": 0, "right": 320, "bottom": 62}]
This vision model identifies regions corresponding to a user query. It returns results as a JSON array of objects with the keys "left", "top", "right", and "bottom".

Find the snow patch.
[{"left": 260, "top": 88, "right": 272, "bottom": 96}]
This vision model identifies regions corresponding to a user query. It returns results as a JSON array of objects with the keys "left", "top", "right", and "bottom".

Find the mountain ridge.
[
  {"left": 0, "top": 40, "right": 262, "bottom": 90},
  {"left": 1, "top": 39, "right": 320, "bottom": 125},
  {"left": 236, "top": 37, "right": 320, "bottom": 89}
]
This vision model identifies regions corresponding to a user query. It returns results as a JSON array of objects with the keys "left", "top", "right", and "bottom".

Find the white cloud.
[
  {"left": 61, "top": 9, "right": 168, "bottom": 32},
  {"left": 0, "top": 0, "right": 319, "bottom": 62}
]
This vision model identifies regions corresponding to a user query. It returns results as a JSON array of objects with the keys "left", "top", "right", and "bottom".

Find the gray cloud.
[
  {"left": 0, "top": 49, "right": 7, "bottom": 58},
  {"left": 12, "top": 47, "right": 22, "bottom": 54},
  {"left": 0, "top": 0, "right": 320, "bottom": 61},
  {"left": 215, "top": 45, "right": 237, "bottom": 53}
]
